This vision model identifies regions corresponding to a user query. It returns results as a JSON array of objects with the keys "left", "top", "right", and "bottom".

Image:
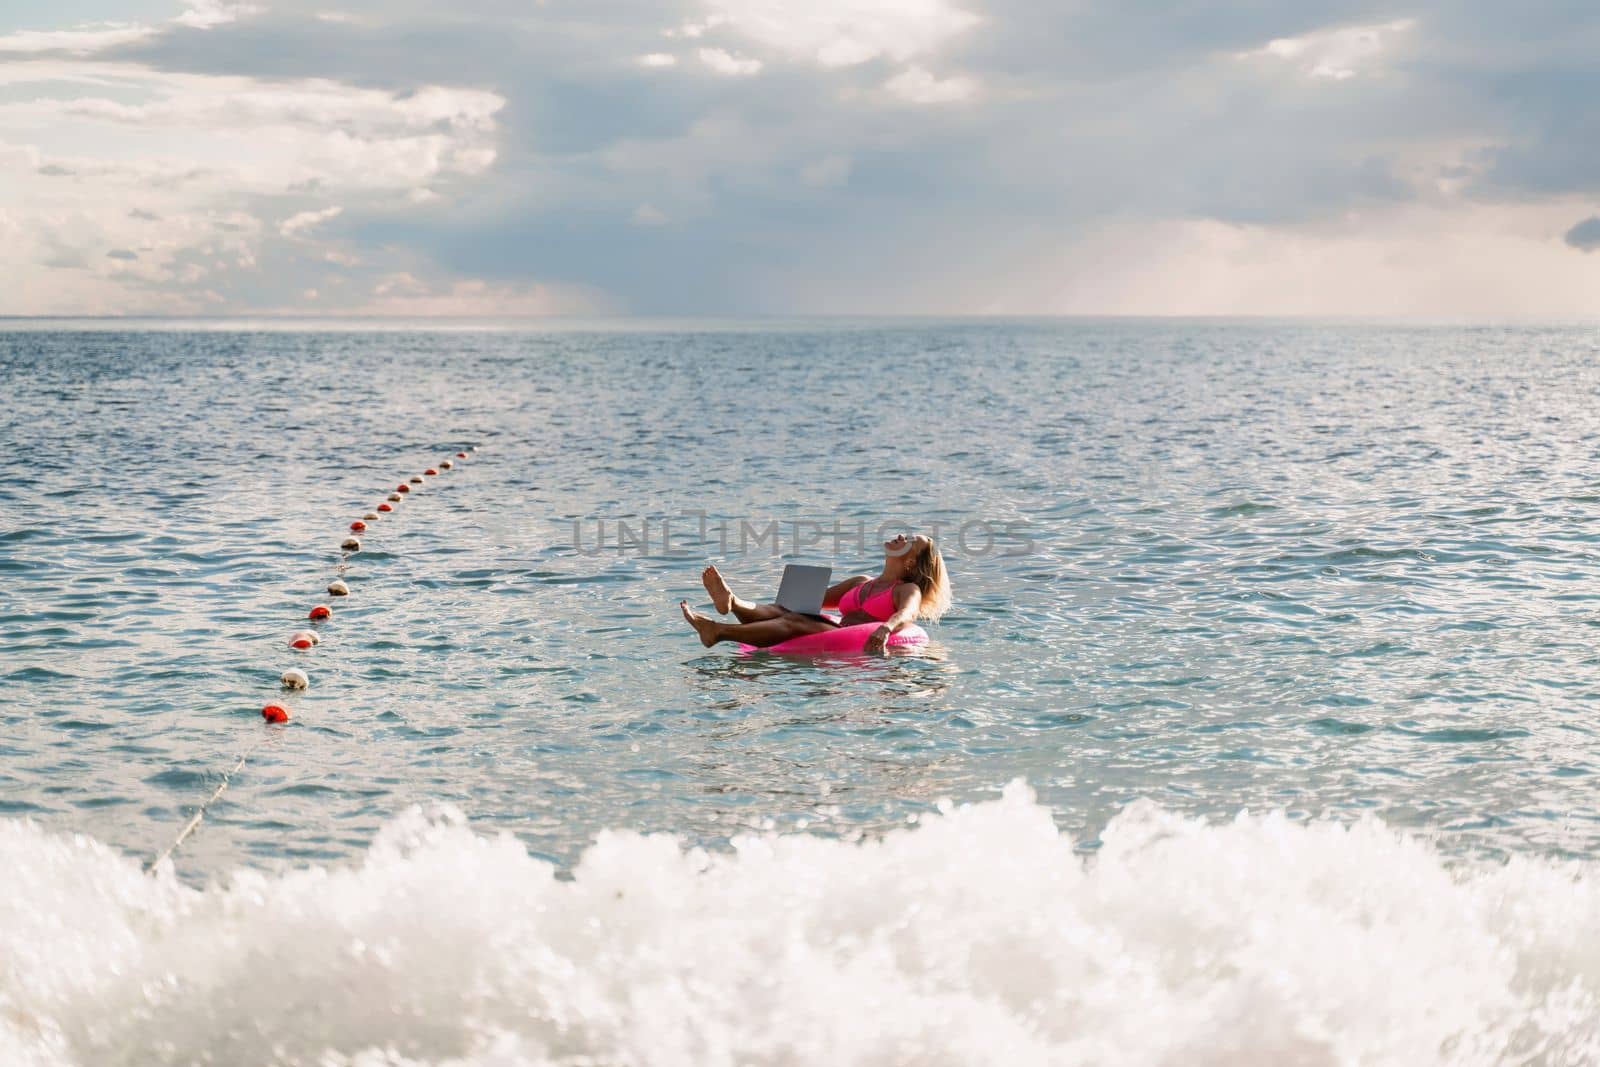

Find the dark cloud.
[
  {"left": 1383, "top": 0, "right": 1600, "bottom": 199},
  {"left": 105, "top": 249, "right": 138, "bottom": 260},
  {"left": 1565, "top": 217, "right": 1600, "bottom": 252}
]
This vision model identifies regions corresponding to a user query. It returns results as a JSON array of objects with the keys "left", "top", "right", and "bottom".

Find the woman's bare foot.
[
  {"left": 701, "top": 565, "right": 734, "bottom": 614},
  {"left": 680, "top": 600, "right": 719, "bottom": 647}
]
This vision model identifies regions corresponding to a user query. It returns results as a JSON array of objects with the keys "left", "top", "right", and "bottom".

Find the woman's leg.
[
  {"left": 702, "top": 564, "right": 785, "bottom": 622},
  {"left": 680, "top": 602, "right": 835, "bottom": 648}
]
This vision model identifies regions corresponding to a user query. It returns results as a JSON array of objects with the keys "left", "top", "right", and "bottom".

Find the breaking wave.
[{"left": 5, "top": 783, "right": 1600, "bottom": 1066}]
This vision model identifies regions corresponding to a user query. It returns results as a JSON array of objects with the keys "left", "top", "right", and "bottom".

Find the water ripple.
[{"left": 5, "top": 321, "right": 1600, "bottom": 876}]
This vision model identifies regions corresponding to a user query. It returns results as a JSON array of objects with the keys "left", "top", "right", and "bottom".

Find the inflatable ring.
[{"left": 740, "top": 614, "right": 928, "bottom": 655}]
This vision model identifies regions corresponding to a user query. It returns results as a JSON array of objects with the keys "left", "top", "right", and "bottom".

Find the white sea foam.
[{"left": 5, "top": 784, "right": 1600, "bottom": 1066}]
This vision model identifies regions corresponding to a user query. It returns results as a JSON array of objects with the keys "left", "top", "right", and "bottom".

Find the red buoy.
[
  {"left": 424, "top": 468, "right": 438, "bottom": 476},
  {"left": 377, "top": 503, "right": 392, "bottom": 512},
  {"left": 397, "top": 484, "right": 411, "bottom": 494},
  {"left": 309, "top": 604, "right": 332, "bottom": 620},
  {"left": 290, "top": 636, "right": 313, "bottom": 650},
  {"left": 350, "top": 520, "right": 367, "bottom": 532},
  {"left": 457, "top": 452, "right": 467, "bottom": 458},
  {"left": 262, "top": 704, "right": 290, "bottom": 723}
]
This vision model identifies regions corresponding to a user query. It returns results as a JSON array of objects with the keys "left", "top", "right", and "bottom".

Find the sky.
[{"left": 2, "top": 0, "right": 1599, "bottom": 317}]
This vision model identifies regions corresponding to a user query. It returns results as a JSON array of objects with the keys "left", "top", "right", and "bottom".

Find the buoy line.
[{"left": 149, "top": 445, "right": 479, "bottom": 870}]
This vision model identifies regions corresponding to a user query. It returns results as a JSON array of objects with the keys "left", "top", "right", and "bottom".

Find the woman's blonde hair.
[{"left": 905, "top": 538, "right": 952, "bottom": 622}]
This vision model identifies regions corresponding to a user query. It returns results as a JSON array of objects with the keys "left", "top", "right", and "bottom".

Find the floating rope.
[{"left": 148, "top": 747, "right": 254, "bottom": 871}]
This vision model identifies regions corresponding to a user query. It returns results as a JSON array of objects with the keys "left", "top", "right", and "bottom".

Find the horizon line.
[{"left": 5, "top": 312, "right": 1599, "bottom": 324}]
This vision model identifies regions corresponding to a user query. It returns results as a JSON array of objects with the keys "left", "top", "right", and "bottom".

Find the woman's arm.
[
  {"left": 822, "top": 575, "right": 869, "bottom": 608},
  {"left": 865, "top": 583, "right": 922, "bottom": 653}
]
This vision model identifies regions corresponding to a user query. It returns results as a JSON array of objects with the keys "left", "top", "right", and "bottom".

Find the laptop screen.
[{"left": 774, "top": 564, "right": 832, "bottom": 615}]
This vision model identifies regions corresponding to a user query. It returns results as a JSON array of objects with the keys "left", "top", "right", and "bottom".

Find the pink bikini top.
[{"left": 836, "top": 580, "right": 899, "bottom": 621}]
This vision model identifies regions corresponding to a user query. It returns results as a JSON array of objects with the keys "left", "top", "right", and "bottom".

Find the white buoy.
[
  {"left": 328, "top": 579, "right": 349, "bottom": 596},
  {"left": 281, "top": 668, "right": 308, "bottom": 690},
  {"left": 409, "top": 476, "right": 423, "bottom": 484},
  {"left": 363, "top": 512, "right": 379, "bottom": 521},
  {"left": 342, "top": 537, "right": 361, "bottom": 552},
  {"left": 388, "top": 493, "right": 402, "bottom": 502},
  {"left": 439, "top": 460, "right": 453, "bottom": 470}
]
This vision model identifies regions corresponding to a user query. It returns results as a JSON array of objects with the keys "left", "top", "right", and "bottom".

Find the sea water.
[{"left": 4, "top": 319, "right": 1600, "bottom": 1063}]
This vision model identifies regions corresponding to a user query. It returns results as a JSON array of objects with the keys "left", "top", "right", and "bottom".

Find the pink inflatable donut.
[{"left": 740, "top": 617, "right": 929, "bottom": 655}]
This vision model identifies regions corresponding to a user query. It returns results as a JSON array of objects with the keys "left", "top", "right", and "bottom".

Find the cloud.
[
  {"left": 698, "top": 47, "right": 761, "bottom": 75},
  {"left": 0, "top": 0, "right": 262, "bottom": 58},
  {"left": 697, "top": 0, "right": 980, "bottom": 68},
  {"left": 5, "top": 0, "right": 1600, "bottom": 315},
  {"left": 0, "top": 71, "right": 505, "bottom": 212},
  {"left": 26, "top": 79, "right": 501, "bottom": 141},
  {"left": 175, "top": 1, "right": 262, "bottom": 30},
  {"left": 1240, "top": 18, "right": 1416, "bottom": 81},
  {"left": 0, "top": 24, "right": 155, "bottom": 56},
  {"left": 884, "top": 65, "right": 976, "bottom": 103},
  {"left": 0, "top": 45, "right": 510, "bottom": 313},
  {"left": 279, "top": 205, "right": 343, "bottom": 237},
  {"left": 0, "top": 0, "right": 510, "bottom": 311},
  {"left": 1564, "top": 217, "right": 1600, "bottom": 252}
]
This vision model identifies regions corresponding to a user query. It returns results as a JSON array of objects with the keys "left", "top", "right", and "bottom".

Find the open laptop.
[{"left": 775, "top": 564, "right": 832, "bottom": 616}]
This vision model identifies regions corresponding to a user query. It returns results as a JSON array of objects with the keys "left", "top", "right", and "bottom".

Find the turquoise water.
[{"left": 6, "top": 320, "right": 1600, "bottom": 1063}]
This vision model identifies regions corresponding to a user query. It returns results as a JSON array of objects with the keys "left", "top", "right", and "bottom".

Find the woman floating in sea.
[{"left": 679, "top": 533, "right": 951, "bottom": 653}]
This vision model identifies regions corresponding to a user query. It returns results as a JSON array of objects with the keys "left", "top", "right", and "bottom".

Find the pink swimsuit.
[{"left": 836, "top": 581, "right": 898, "bottom": 621}]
